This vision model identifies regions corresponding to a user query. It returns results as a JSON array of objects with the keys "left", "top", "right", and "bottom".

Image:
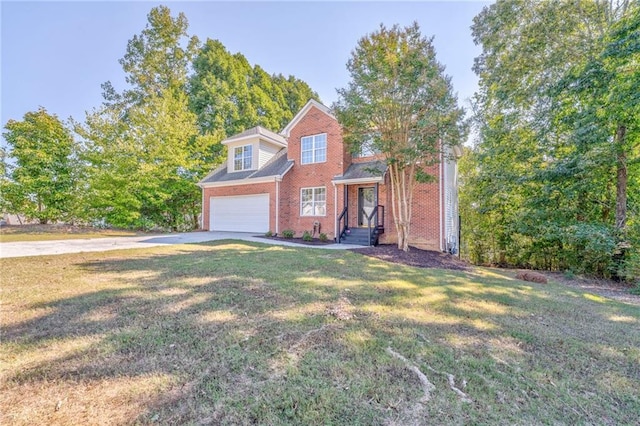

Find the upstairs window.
[
  {"left": 301, "top": 133, "right": 327, "bottom": 164},
  {"left": 301, "top": 187, "right": 326, "bottom": 216},
  {"left": 233, "top": 145, "right": 252, "bottom": 171},
  {"left": 355, "top": 136, "right": 380, "bottom": 158}
]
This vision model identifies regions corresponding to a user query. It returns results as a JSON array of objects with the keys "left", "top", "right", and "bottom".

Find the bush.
[
  {"left": 264, "top": 230, "right": 273, "bottom": 237},
  {"left": 282, "top": 229, "right": 295, "bottom": 239},
  {"left": 319, "top": 233, "right": 328, "bottom": 242},
  {"left": 302, "top": 230, "right": 313, "bottom": 242}
]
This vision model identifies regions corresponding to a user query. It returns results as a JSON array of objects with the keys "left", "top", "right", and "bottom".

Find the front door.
[{"left": 358, "top": 187, "right": 375, "bottom": 226}]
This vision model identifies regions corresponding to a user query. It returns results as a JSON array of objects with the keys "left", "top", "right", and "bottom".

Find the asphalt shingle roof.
[
  {"left": 199, "top": 148, "right": 293, "bottom": 184},
  {"left": 222, "top": 126, "right": 287, "bottom": 146},
  {"left": 334, "top": 160, "right": 387, "bottom": 181}
]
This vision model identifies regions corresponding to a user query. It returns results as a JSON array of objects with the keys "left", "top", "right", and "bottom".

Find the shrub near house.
[{"left": 198, "top": 100, "right": 460, "bottom": 249}]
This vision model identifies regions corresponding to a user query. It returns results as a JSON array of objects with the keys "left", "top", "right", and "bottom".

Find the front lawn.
[
  {"left": 0, "top": 224, "right": 142, "bottom": 243},
  {"left": 1, "top": 241, "right": 638, "bottom": 425}
]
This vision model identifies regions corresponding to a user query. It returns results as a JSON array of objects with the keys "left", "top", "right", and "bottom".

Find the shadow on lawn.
[{"left": 3, "top": 240, "right": 639, "bottom": 424}]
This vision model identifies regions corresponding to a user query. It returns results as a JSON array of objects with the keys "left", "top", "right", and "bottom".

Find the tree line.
[
  {"left": 462, "top": 0, "right": 639, "bottom": 280},
  {"left": 1, "top": 6, "right": 317, "bottom": 231},
  {"left": 2, "top": 2, "right": 637, "bottom": 281}
]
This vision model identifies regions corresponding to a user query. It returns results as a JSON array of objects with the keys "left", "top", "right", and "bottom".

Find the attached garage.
[{"left": 210, "top": 194, "right": 269, "bottom": 233}]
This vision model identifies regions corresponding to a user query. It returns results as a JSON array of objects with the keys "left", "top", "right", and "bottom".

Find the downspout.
[
  {"left": 275, "top": 178, "right": 280, "bottom": 235},
  {"left": 439, "top": 150, "right": 444, "bottom": 252},
  {"left": 375, "top": 182, "right": 379, "bottom": 227},
  {"left": 333, "top": 182, "right": 337, "bottom": 240},
  {"left": 201, "top": 187, "right": 205, "bottom": 230}
]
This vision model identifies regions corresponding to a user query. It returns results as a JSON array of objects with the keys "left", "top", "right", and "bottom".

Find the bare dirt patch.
[{"left": 350, "top": 244, "right": 469, "bottom": 271}]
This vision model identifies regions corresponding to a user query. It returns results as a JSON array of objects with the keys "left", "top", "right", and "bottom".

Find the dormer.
[{"left": 222, "top": 126, "right": 288, "bottom": 173}]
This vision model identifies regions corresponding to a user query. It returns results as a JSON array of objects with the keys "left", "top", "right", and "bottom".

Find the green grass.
[
  {"left": 0, "top": 224, "right": 142, "bottom": 242},
  {"left": 1, "top": 240, "right": 639, "bottom": 425}
]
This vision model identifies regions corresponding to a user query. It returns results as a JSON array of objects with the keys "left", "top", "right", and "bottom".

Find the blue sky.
[{"left": 1, "top": 1, "right": 490, "bottom": 136}]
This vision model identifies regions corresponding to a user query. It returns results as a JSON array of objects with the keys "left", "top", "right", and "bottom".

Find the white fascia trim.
[
  {"left": 199, "top": 176, "right": 279, "bottom": 188},
  {"left": 222, "top": 134, "right": 287, "bottom": 148},
  {"left": 281, "top": 99, "right": 335, "bottom": 137},
  {"left": 279, "top": 161, "right": 294, "bottom": 177},
  {"left": 331, "top": 176, "right": 384, "bottom": 185},
  {"left": 220, "top": 135, "right": 287, "bottom": 148}
]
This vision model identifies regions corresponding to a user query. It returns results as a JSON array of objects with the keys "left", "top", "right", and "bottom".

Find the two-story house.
[{"left": 198, "top": 100, "right": 461, "bottom": 251}]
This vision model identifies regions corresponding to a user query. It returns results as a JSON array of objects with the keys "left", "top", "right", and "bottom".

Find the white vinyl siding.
[
  {"left": 301, "top": 133, "right": 327, "bottom": 164},
  {"left": 259, "top": 141, "right": 280, "bottom": 168},
  {"left": 210, "top": 194, "right": 269, "bottom": 232},
  {"left": 443, "top": 153, "right": 459, "bottom": 253},
  {"left": 300, "top": 187, "right": 326, "bottom": 216}
]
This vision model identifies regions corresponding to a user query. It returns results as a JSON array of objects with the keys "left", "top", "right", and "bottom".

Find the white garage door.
[{"left": 210, "top": 194, "right": 269, "bottom": 233}]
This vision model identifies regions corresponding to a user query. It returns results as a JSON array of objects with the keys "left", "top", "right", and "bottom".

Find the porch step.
[{"left": 340, "top": 228, "right": 378, "bottom": 246}]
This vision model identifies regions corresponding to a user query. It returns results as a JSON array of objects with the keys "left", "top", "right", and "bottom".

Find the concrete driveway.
[{"left": 0, "top": 231, "right": 363, "bottom": 259}]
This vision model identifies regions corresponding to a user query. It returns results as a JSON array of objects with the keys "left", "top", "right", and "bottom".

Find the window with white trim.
[
  {"left": 233, "top": 145, "right": 252, "bottom": 171},
  {"left": 301, "top": 187, "right": 326, "bottom": 216},
  {"left": 355, "top": 135, "right": 381, "bottom": 158},
  {"left": 301, "top": 133, "right": 327, "bottom": 164}
]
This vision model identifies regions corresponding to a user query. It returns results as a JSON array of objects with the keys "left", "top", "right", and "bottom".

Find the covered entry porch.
[{"left": 333, "top": 161, "right": 387, "bottom": 245}]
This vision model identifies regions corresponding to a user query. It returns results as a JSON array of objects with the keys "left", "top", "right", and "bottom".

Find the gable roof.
[
  {"left": 198, "top": 148, "right": 293, "bottom": 187},
  {"left": 281, "top": 99, "right": 336, "bottom": 137},
  {"left": 222, "top": 125, "right": 287, "bottom": 147}
]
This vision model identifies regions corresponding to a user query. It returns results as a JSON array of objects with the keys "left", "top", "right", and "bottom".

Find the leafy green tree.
[
  {"left": 77, "top": 100, "right": 143, "bottom": 227},
  {"left": 2, "top": 108, "right": 80, "bottom": 224},
  {"left": 465, "top": 0, "right": 638, "bottom": 278},
  {"left": 78, "top": 6, "right": 217, "bottom": 230},
  {"left": 188, "top": 39, "right": 318, "bottom": 137},
  {"left": 78, "top": 5, "right": 319, "bottom": 231},
  {"left": 119, "top": 5, "right": 199, "bottom": 100},
  {"left": 555, "top": 3, "right": 640, "bottom": 276},
  {"left": 334, "top": 22, "right": 465, "bottom": 251}
]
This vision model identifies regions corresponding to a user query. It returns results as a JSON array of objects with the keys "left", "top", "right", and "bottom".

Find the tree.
[
  {"left": 555, "top": 3, "right": 640, "bottom": 277},
  {"left": 77, "top": 6, "right": 215, "bottom": 230},
  {"left": 464, "top": 0, "right": 638, "bottom": 278},
  {"left": 78, "top": 5, "right": 320, "bottom": 230},
  {"left": 188, "top": 39, "right": 318, "bottom": 137},
  {"left": 119, "top": 5, "right": 199, "bottom": 101},
  {"left": 334, "top": 22, "right": 465, "bottom": 251},
  {"left": 2, "top": 108, "right": 79, "bottom": 224}
]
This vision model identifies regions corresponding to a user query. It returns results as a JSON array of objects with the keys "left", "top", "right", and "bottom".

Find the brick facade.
[
  {"left": 202, "top": 183, "right": 277, "bottom": 232},
  {"left": 278, "top": 105, "right": 348, "bottom": 239},
  {"left": 199, "top": 100, "right": 448, "bottom": 250},
  {"left": 378, "top": 170, "right": 442, "bottom": 251}
]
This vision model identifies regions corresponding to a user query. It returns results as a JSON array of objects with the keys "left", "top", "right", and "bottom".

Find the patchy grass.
[
  {"left": 0, "top": 224, "right": 142, "bottom": 242},
  {"left": 1, "top": 240, "right": 639, "bottom": 425}
]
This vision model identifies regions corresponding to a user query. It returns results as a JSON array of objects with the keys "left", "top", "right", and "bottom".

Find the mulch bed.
[
  {"left": 350, "top": 244, "right": 470, "bottom": 271},
  {"left": 256, "top": 236, "right": 334, "bottom": 246}
]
